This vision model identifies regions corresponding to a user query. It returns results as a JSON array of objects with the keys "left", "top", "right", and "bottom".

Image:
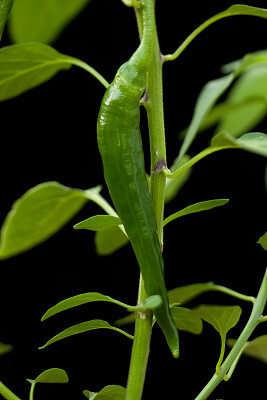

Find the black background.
[{"left": 1, "top": 0, "right": 267, "bottom": 399}]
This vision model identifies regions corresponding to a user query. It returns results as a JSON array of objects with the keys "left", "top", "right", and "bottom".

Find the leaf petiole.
[{"left": 164, "top": 5, "right": 267, "bottom": 63}]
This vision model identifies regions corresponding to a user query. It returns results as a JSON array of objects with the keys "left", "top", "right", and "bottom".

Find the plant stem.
[
  {"left": 146, "top": 32, "right": 167, "bottom": 247},
  {"left": 125, "top": 1, "right": 167, "bottom": 399},
  {"left": 125, "top": 276, "right": 153, "bottom": 400},
  {"left": 0, "top": 381, "right": 21, "bottom": 400},
  {"left": 194, "top": 267, "right": 267, "bottom": 400}
]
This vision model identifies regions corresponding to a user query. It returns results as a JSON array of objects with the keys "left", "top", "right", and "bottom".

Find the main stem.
[{"left": 125, "top": 2, "right": 167, "bottom": 399}]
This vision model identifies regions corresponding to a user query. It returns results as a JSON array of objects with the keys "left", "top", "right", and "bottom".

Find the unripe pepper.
[
  {"left": 97, "top": 0, "right": 179, "bottom": 358},
  {"left": 0, "top": 0, "right": 13, "bottom": 39}
]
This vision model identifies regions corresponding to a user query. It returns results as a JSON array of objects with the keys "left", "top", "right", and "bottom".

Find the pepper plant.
[{"left": 0, "top": 0, "right": 267, "bottom": 399}]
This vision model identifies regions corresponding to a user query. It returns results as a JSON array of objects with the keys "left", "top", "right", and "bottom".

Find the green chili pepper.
[
  {"left": 0, "top": 0, "right": 13, "bottom": 40},
  {"left": 97, "top": 0, "right": 179, "bottom": 358}
]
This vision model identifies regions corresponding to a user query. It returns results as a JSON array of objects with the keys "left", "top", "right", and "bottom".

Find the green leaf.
[
  {"left": 74, "top": 215, "right": 122, "bottom": 231},
  {"left": 213, "top": 131, "right": 267, "bottom": 157},
  {"left": 168, "top": 283, "right": 216, "bottom": 306},
  {"left": 163, "top": 199, "right": 229, "bottom": 227},
  {"left": 41, "top": 293, "right": 127, "bottom": 321},
  {"left": 178, "top": 53, "right": 267, "bottom": 142},
  {"left": 168, "top": 282, "right": 254, "bottom": 306},
  {"left": 171, "top": 307, "right": 203, "bottom": 335},
  {"left": 41, "top": 292, "right": 162, "bottom": 321},
  {"left": 184, "top": 96, "right": 267, "bottom": 140},
  {"left": 143, "top": 295, "right": 162, "bottom": 310},
  {"left": 72, "top": 201, "right": 129, "bottom": 256},
  {"left": 0, "top": 0, "right": 13, "bottom": 40},
  {"left": 216, "top": 66, "right": 267, "bottom": 137},
  {"left": 0, "top": 342, "right": 12, "bottom": 356},
  {"left": 95, "top": 226, "right": 129, "bottom": 255},
  {"left": 178, "top": 74, "right": 234, "bottom": 161},
  {"left": 120, "top": 0, "right": 133, "bottom": 6},
  {"left": 28, "top": 368, "right": 69, "bottom": 384},
  {"left": 237, "top": 132, "right": 267, "bottom": 156},
  {"left": 27, "top": 368, "right": 69, "bottom": 400},
  {"left": 114, "top": 314, "right": 136, "bottom": 327},
  {"left": 165, "top": 131, "right": 267, "bottom": 180},
  {"left": 211, "top": 132, "right": 267, "bottom": 157},
  {"left": 0, "top": 42, "right": 108, "bottom": 101},
  {"left": 193, "top": 305, "right": 242, "bottom": 336},
  {"left": 83, "top": 385, "right": 126, "bottom": 400},
  {"left": 8, "top": 0, "right": 91, "bottom": 44},
  {"left": 257, "top": 232, "right": 267, "bottom": 251},
  {"left": 39, "top": 320, "right": 134, "bottom": 349},
  {"left": 227, "top": 335, "right": 267, "bottom": 364},
  {"left": 176, "top": 50, "right": 267, "bottom": 162},
  {"left": 0, "top": 43, "right": 72, "bottom": 100},
  {"left": 193, "top": 305, "right": 242, "bottom": 372},
  {"left": 0, "top": 182, "right": 93, "bottom": 259},
  {"left": 77, "top": 215, "right": 129, "bottom": 255}
]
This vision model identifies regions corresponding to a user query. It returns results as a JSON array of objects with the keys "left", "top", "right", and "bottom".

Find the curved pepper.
[
  {"left": 0, "top": 0, "right": 13, "bottom": 39},
  {"left": 97, "top": 0, "right": 179, "bottom": 358}
]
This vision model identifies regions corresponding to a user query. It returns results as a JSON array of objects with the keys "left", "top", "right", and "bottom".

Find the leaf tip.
[{"left": 172, "top": 348, "right": 180, "bottom": 359}]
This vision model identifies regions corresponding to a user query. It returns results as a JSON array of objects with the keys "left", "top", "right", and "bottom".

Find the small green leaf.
[
  {"left": 0, "top": 43, "right": 73, "bottom": 100},
  {"left": 168, "top": 283, "right": 254, "bottom": 306},
  {"left": 74, "top": 215, "right": 122, "bottom": 231},
  {"left": 163, "top": 199, "right": 229, "bottom": 227},
  {"left": 0, "top": 42, "right": 108, "bottom": 101},
  {"left": 41, "top": 293, "right": 125, "bottom": 321},
  {"left": 27, "top": 368, "right": 69, "bottom": 400},
  {"left": 0, "top": 182, "right": 93, "bottom": 259},
  {"left": 83, "top": 385, "right": 126, "bottom": 400},
  {"left": 142, "top": 295, "right": 162, "bottom": 310},
  {"left": 193, "top": 305, "right": 242, "bottom": 372},
  {"left": 83, "top": 390, "right": 96, "bottom": 399},
  {"left": 166, "top": 131, "right": 267, "bottom": 180},
  {"left": 8, "top": 0, "right": 91, "bottom": 44},
  {"left": 95, "top": 226, "right": 129, "bottom": 255},
  {"left": 182, "top": 96, "right": 267, "bottom": 140},
  {"left": 235, "top": 132, "right": 267, "bottom": 157},
  {"left": 227, "top": 335, "right": 267, "bottom": 364},
  {"left": 171, "top": 307, "right": 203, "bottom": 335},
  {"left": 41, "top": 292, "right": 161, "bottom": 321},
  {"left": 73, "top": 198, "right": 129, "bottom": 255},
  {"left": 178, "top": 74, "right": 234, "bottom": 161},
  {"left": 216, "top": 66, "right": 267, "bottom": 137},
  {"left": 193, "top": 305, "right": 242, "bottom": 336},
  {"left": 39, "top": 320, "right": 134, "bottom": 349},
  {"left": 29, "top": 368, "right": 69, "bottom": 384},
  {"left": 257, "top": 232, "right": 267, "bottom": 251},
  {"left": 168, "top": 283, "right": 216, "bottom": 306},
  {"left": 176, "top": 50, "right": 267, "bottom": 162},
  {"left": 114, "top": 313, "right": 136, "bottom": 327},
  {"left": 0, "top": 342, "right": 12, "bottom": 356},
  {"left": 0, "top": 0, "right": 13, "bottom": 39},
  {"left": 120, "top": 0, "right": 133, "bottom": 6},
  {"left": 212, "top": 131, "right": 267, "bottom": 157}
]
